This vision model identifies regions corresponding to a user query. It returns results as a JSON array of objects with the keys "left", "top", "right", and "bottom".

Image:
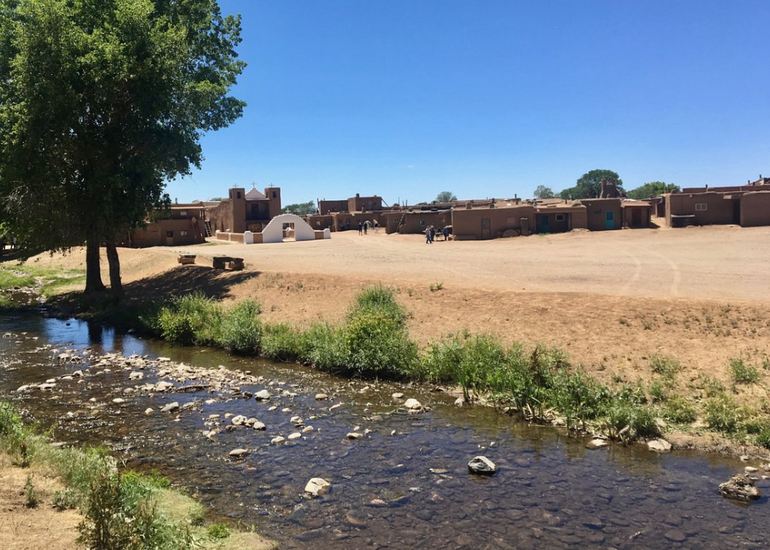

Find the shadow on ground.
[{"left": 46, "top": 265, "right": 261, "bottom": 317}]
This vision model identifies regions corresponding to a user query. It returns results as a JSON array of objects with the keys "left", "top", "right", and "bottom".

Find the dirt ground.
[
  {"left": 26, "top": 225, "right": 770, "bottom": 386},
  {"left": 0, "top": 454, "right": 81, "bottom": 550}
]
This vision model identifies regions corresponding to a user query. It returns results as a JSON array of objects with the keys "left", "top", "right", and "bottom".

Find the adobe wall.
[
  {"left": 348, "top": 195, "right": 382, "bottom": 212},
  {"left": 452, "top": 205, "right": 536, "bottom": 240},
  {"left": 534, "top": 205, "right": 587, "bottom": 233},
  {"left": 264, "top": 187, "right": 282, "bottom": 219},
  {"left": 740, "top": 191, "right": 770, "bottom": 227},
  {"left": 214, "top": 231, "right": 245, "bottom": 243},
  {"left": 384, "top": 211, "right": 451, "bottom": 234},
  {"left": 229, "top": 188, "right": 247, "bottom": 233},
  {"left": 306, "top": 214, "right": 334, "bottom": 230},
  {"left": 130, "top": 218, "right": 205, "bottom": 247},
  {"left": 665, "top": 192, "right": 737, "bottom": 226},
  {"left": 622, "top": 205, "right": 652, "bottom": 228},
  {"left": 319, "top": 200, "right": 348, "bottom": 215},
  {"left": 580, "top": 199, "right": 622, "bottom": 231},
  {"left": 208, "top": 199, "right": 234, "bottom": 233},
  {"left": 331, "top": 211, "right": 387, "bottom": 232}
]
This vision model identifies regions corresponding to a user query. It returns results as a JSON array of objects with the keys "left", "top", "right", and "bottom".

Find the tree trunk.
[
  {"left": 106, "top": 241, "right": 122, "bottom": 296},
  {"left": 85, "top": 238, "right": 106, "bottom": 293}
]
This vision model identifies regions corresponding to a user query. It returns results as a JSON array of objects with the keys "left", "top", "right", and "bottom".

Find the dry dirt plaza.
[{"left": 35, "top": 224, "right": 770, "bottom": 387}]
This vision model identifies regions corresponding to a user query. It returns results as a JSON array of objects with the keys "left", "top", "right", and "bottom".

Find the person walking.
[
  {"left": 363, "top": 220, "right": 368, "bottom": 235},
  {"left": 425, "top": 226, "right": 432, "bottom": 244},
  {"left": 358, "top": 221, "right": 363, "bottom": 235},
  {"left": 429, "top": 225, "right": 436, "bottom": 243}
]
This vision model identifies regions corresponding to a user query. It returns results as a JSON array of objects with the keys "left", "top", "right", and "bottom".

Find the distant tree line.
[
  {"left": 282, "top": 201, "right": 317, "bottom": 215},
  {"left": 535, "top": 170, "right": 679, "bottom": 200}
]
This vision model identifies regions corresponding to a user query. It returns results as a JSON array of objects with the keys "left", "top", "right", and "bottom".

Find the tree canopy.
[
  {"left": 0, "top": 0, "right": 245, "bottom": 293},
  {"left": 435, "top": 191, "right": 457, "bottom": 203},
  {"left": 533, "top": 185, "right": 555, "bottom": 199},
  {"left": 559, "top": 169, "right": 623, "bottom": 200},
  {"left": 627, "top": 181, "right": 679, "bottom": 199},
  {"left": 282, "top": 201, "right": 317, "bottom": 216}
]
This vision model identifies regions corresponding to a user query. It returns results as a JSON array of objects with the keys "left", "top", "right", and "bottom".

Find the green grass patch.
[
  {"left": 729, "top": 357, "right": 760, "bottom": 385},
  {"left": 649, "top": 354, "right": 681, "bottom": 380}
]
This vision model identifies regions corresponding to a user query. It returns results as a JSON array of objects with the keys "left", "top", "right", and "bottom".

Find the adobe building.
[
  {"left": 621, "top": 200, "right": 653, "bottom": 228},
  {"left": 452, "top": 203, "right": 536, "bottom": 240},
  {"left": 384, "top": 209, "right": 451, "bottom": 235},
  {"left": 579, "top": 198, "right": 622, "bottom": 231},
  {"left": 208, "top": 186, "right": 282, "bottom": 234},
  {"left": 126, "top": 204, "right": 208, "bottom": 247},
  {"left": 534, "top": 201, "right": 587, "bottom": 233},
  {"left": 740, "top": 191, "right": 770, "bottom": 226}
]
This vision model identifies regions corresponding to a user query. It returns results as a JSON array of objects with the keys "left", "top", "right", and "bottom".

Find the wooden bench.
[
  {"left": 177, "top": 254, "right": 196, "bottom": 265},
  {"left": 212, "top": 256, "right": 244, "bottom": 270}
]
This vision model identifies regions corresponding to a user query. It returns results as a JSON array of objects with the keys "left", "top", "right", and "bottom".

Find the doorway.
[{"left": 480, "top": 218, "right": 491, "bottom": 239}]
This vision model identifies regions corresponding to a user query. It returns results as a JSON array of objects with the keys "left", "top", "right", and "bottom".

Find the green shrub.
[
  {"left": 351, "top": 285, "right": 406, "bottom": 325},
  {"left": 207, "top": 523, "right": 231, "bottom": 539},
  {"left": 602, "top": 401, "right": 661, "bottom": 440},
  {"left": 152, "top": 293, "right": 221, "bottom": 346},
  {"left": 216, "top": 299, "right": 262, "bottom": 354},
  {"left": 77, "top": 471, "right": 191, "bottom": 550},
  {"left": 730, "top": 358, "right": 760, "bottom": 385},
  {"left": 298, "top": 323, "right": 347, "bottom": 372},
  {"left": 551, "top": 371, "right": 612, "bottom": 429},
  {"left": 53, "top": 488, "right": 79, "bottom": 511},
  {"left": 454, "top": 335, "right": 507, "bottom": 399},
  {"left": 420, "top": 335, "right": 466, "bottom": 384},
  {"left": 663, "top": 397, "right": 697, "bottom": 424},
  {"left": 261, "top": 323, "right": 303, "bottom": 361},
  {"left": 648, "top": 380, "right": 668, "bottom": 403},
  {"left": 705, "top": 396, "right": 742, "bottom": 433},
  {"left": 650, "top": 354, "right": 681, "bottom": 380},
  {"left": 339, "top": 306, "right": 417, "bottom": 378},
  {"left": 24, "top": 475, "right": 38, "bottom": 508},
  {"left": 756, "top": 428, "right": 770, "bottom": 450}
]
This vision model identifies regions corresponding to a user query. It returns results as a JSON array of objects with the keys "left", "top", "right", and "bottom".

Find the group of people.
[
  {"left": 425, "top": 225, "right": 451, "bottom": 244},
  {"left": 357, "top": 219, "right": 378, "bottom": 235}
]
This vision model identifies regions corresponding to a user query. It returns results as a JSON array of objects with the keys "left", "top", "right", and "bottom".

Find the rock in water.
[
  {"left": 585, "top": 438, "right": 609, "bottom": 449},
  {"left": 255, "top": 389, "right": 271, "bottom": 400},
  {"left": 270, "top": 436, "right": 286, "bottom": 445},
  {"left": 144, "top": 408, "right": 155, "bottom": 416},
  {"left": 315, "top": 393, "right": 328, "bottom": 400},
  {"left": 231, "top": 415, "right": 247, "bottom": 426},
  {"left": 161, "top": 402, "right": 179, "bottom": 413},
  {"left": 468, "top": 456, "right": 496, "bottom": 475},
  {"left": 719, "top": 474, "right": 760, "bottom": 502},
  {"left": 229, "top": 448, "right": 249, "bottom": 459},
  {"left": 404, "top": 398, "right": 423, "bottom": 411},
  {"left": 647, "top": 438, "right": 672, "bottom": 453},
  {"left": 305, "top": 477, "right": 331, "bottom": 497}
]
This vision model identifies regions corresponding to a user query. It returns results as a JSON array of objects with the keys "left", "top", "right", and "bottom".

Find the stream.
[{"left": 0, "top": 312, "right": 768, "bottom": 548}]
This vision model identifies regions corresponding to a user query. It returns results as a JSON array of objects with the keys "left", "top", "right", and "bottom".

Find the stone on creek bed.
[
  {"left": 305, "top": 477, "right": 331, "bottom": 497},
  {"left": 468, "top": 456, "right": 496, "bottom": 475},
  {"left": 719, "top": 474, "right": 760, "bottom": 502}
]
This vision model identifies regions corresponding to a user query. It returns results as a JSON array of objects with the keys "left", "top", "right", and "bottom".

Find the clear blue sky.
[{"left": 166, "top": 0, "right": 770, "bottom": 206}]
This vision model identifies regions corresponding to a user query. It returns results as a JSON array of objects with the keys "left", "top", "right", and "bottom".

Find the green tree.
[
  {"left": 0, "top": 0, "right": 245, "bottom": 294},
  {"left": 282, "top": 201, "right": 317, "bottom": 216},
  {"left": 533, "top": 185, "right": 555, "bottom": 199},
  {"left": 627, "top": 181, "right": 679, "bottom": 199},
  {"left": 435, "top": 191, "right": 457, "bottom": 203},
  {"left": 559, "top": 169, "right": 623, "bottom": 200}
]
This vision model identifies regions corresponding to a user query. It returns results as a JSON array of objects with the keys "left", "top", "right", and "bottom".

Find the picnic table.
[
  {"left": 177, "top": 254, "right": 196, "bottom": 265},
  {"left": 212, "top": 256, "right": 244, "bottom": 270}
]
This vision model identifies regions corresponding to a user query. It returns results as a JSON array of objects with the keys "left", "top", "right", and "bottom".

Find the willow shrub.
[
  {"left": 149, "top": 293, "right": 222, "bottom": 346},
  {"left": 261, "top": 323, "right": 303, "bottom": 362},
  {"left": 216, "top": 299, "right": 262, "bottom": 354}
]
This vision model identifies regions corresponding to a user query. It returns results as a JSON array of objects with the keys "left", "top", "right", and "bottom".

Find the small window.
[
  {"left": 695, "top": 203, "right": 708, "bottom": 211},
  {"left": 555, "top": 214, "right": 566, "bottom": 222},
  {"left": 272, "top": 192, "right": 277, "bottom": 198},
  {"left": 236, "top": 192, "right": 241, "bottom": 199},
  {"left": 180, "top": 230, "right": 188, "bottom": 237},
  {"left": 179, "top": 211, "right": 187, "bottom": 217},
  {"left": 166, "top": 231, "right": 174, "bottom": 238}
]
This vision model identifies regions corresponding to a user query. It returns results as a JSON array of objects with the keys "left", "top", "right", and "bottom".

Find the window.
[
  {"left": 180, "top": 230, "right": 189, "bottom": 237},
  {"left": 179, "top": 211, "right": 187, "bottom": 217},
  {"left": 695, "top": 203, "right": 708, "bottom": 211},
  {"left": 555, "top": 214, "right": 566, "bottom": 222},
  {"left": 236, "top": 192, "right": 241, "bottom": 199},
  {"left": 166, "top": 231, "right": 174, "bottom": 238},
  {"left": 272, "top": 191, "right": 277, "bottom": 198}
]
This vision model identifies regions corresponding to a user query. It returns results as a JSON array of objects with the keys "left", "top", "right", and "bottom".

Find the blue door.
[{"left": 605, "top": 211, "right": 615, "bottom": 229}]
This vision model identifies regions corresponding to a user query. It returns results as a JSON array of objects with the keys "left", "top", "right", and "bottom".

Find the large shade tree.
[
  {"left": 0, "top": 0, "right": 245, "bottom": 293},
  {"left": 559, "top": 169, "right": 623, "bottom": 200},
  {"left": 627, "top": 181, "right": 679, "bottom": 199}
]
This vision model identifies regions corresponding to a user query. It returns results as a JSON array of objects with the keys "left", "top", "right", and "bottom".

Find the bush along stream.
[{"left": 134, "top": 286, "right": 770, "bottom": 453}]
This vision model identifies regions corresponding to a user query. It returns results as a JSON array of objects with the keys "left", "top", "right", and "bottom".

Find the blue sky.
[{"left": 167, "top": 0, "right": 770, "bottom": 206}]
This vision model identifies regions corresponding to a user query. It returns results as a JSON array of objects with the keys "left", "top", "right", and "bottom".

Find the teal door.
[{"left": 605, "top": 211, "right": 615, "bottom": 229}]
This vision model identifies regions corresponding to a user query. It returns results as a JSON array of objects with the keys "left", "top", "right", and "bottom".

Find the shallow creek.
[{"left": 0, "top": 312, "right": 768, "bottom": 548}]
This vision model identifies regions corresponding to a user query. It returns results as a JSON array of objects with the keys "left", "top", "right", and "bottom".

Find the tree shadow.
[{"left": 48, "top": 265, "right": 261, "bottom": 316}]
